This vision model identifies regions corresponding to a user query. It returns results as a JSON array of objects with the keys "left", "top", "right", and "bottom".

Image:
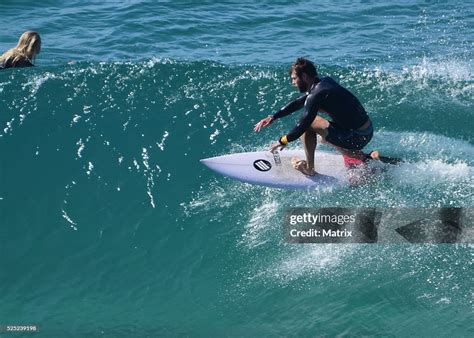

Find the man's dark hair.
[{"left": 289, "top": 58, "right": 318, "bottom": 78}]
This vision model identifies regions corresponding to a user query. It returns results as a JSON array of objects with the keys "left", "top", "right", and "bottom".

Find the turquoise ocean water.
[{"left": 1, "top": 1, "right": 473, "bottom": 336}]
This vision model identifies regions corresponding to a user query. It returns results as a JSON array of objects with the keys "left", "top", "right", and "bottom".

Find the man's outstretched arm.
[{"left": 254, "top": 94, "right": 307, "bottom": 132}]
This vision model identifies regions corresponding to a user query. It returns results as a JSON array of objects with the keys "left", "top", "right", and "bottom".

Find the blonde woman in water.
[{"left": 1, "top": 31, "right": 41, "bottom": 69}]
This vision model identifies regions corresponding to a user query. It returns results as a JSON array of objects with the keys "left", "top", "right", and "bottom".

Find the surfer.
[
  {"left": 0, "top": 31, "right": 41, "bottom": 69},
  {"left": 254, "top": 57, "right": 380, "bottom": 176}
]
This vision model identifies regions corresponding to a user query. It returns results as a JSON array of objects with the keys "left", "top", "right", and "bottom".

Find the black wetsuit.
[
  {"left": 273, "top": 76, "right": 372, "bottom": 150},
  {"left": 0, "top": 57, "right": 34, "bottom": 69}
]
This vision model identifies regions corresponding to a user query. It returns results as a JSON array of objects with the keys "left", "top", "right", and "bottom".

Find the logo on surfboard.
[{"left": 253, "top": 159, "right": 272, "bottom": 172}]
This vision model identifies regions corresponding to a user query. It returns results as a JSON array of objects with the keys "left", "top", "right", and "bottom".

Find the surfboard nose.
[
  {"left": 200, "top": 158, "right": 217, "bottom": 170},
  {"left": 200, "top": 157, "right": 227, "bottom": 177},
  {"left": 200, "top": 158, "right": 210, "bottom": 167}
]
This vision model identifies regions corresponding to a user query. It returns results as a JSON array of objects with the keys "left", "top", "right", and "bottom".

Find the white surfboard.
[{"left": 200, "top": 150, "right": 349, "bottom": 189}]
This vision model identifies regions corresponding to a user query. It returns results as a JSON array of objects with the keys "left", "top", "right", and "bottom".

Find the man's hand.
[
  {"left": 254, "top": 116, "right": 274, "bottom": 132},
  {"left": 269, "top": 141, "right": 286, "bottom": 153}
]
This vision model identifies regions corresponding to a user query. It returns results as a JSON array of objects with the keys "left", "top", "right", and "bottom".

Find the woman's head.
[
  {"left": 0, "top": 31, "right": 41, "bottom": 68},
  {"left": 15, "top": 31, "right": 41, "bottom": 60}
]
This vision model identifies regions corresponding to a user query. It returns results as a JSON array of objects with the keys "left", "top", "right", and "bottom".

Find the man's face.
[{"left": 291, "top": 70, "right": 309, "bottom": 93}]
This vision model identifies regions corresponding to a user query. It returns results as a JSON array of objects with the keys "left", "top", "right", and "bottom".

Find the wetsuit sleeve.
[
  {"left": 281, "top": 92, "right": 321, "bottom": 143},
  {"left": 272, "top": 94, "right": 307, "bottom": 120}
]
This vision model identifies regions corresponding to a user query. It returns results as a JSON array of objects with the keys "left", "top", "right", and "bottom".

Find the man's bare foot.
[
  {"left": 291, "top": 158, "right": 316, "bottom": 176},
  {"left": 369, "top": 150, "right": 380, "bottom": 160}
]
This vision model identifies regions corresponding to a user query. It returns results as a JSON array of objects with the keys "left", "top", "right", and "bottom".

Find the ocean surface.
[{"left": 1, "top": 1, "right": 473, "bottom": 336}]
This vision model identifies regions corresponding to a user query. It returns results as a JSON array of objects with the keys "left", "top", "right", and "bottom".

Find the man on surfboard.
[{"left": 254, "top": 57, "right": 379, "bottom": 176}]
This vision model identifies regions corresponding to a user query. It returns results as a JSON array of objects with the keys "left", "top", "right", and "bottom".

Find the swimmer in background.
[{"left": 0, "top": 31, "right": 41, "bottom": 69}]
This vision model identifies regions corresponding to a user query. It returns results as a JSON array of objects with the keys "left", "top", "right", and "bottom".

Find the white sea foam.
[
  {"left": 22, "top": 72, "right": 58, "bottom": 94},
  {"left": 403, "top": 57, "right": 472, "bottom": 83},
  {"left": 86, "top": 162, "right": 94, "bottom": 175},
  {"left": 267, "top": 245, "right": 357, "bottom": 283},
  {"left": 209, "top": 129, "right": 220, "bottom": 143},
  {"left": 239, "top": 198, "right": 279, "bottom": 249},
  {"left": 76, "top": 139, "right": 85, "bottom": 158},
  {"left": 72, "top": 114, "right": 82, "bottom": 124},
  {"left": 156, "top": 131, "right": 169, "bottom": 151},
  {"left": 62, "top": 209, "right": 78, "bottom": 231},
  {"left": 392, "top": 159, "right": 472, "bottom": 187},
  {"left": 141, "top": 147, "right": 156, "bottom": 208},
  {"left": 373, "top": 131, "right": 474, "bottom": 163}
]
